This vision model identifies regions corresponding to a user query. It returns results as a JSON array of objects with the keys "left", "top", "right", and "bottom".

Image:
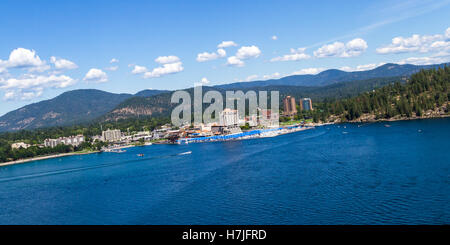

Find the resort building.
[
  {"left": 102, "top": 129, "right": 122, "bottom": 142},
  {"left": 11, "top": 142, "right": 30, "bottom": 149},
  {"left": 44, "top": 135, "right": 85, "bottom": 148},
  {"left": 259, "top": 109, "right": 279, "bottom": 128},
  {"left": 220, "top": 108, "right": 239, "bottom": 127},
  {"left": 300, "top": 98, "right": 313, "bottom": 111},
  {"left": 283, "top": 96, "right": 297, "bottom": 117}
]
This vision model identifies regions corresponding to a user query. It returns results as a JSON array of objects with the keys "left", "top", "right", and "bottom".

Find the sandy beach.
[{"left": 0, "top": 151, "right": 99, "bottom": 167}]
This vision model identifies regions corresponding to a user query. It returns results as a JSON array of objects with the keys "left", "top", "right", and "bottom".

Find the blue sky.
[{"left": 0, "top": 0, "right": 449, "bottom": 116}]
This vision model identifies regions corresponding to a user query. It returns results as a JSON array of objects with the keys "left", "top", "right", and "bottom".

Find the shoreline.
[
  {"left": 0, "top": 150, "right": 100, "bottom": 168},
  {"left": 330, "top": 114, "right": 450, "bottom": 124}
]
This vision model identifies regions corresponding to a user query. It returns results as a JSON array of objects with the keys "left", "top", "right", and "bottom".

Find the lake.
[{"left": 0, "top": 118, "right": 449, "bottom": 224}]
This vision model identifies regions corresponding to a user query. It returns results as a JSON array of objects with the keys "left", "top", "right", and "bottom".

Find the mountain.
[
  {"left": 216, "top": 63, "right": 449, "bottom": 89},
  {"left": 0, "top": 89, "right": 133, "bottom": 131},
  {"left": 102, "top": 76, "right": 403, "bottom": 121},
  {"left": 1, "top": 62, "right": 447, "bottom": 131},
  {"left": 135, "top": 89, "right": 170, "bottom": 97}
]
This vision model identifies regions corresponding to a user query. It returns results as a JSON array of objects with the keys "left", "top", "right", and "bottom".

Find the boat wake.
[{"left": 0, "top": 151, "right": 193, "bottom": 183}]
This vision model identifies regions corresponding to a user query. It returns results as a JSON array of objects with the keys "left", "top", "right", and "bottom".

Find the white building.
[
  {"left": 102, "top": 129, "right": 122, "bottom": 142},
  {"left": 44, "top": 135, "right": 85, "bottom": 148},
  {"left": 220, "top": 108, "right": 239, "bottom": 127},
  {"left": 11, "top": 142, "right": 30, "bottom": 149}
]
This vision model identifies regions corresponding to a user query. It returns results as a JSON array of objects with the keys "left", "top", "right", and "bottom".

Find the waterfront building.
[
  {"left": 283, "top": 96, "right": 297, "bottom": 117},
  {"left": 259, "top": 109, "right": 280, "bottom": 128},
  {"left": 220, "top": 108, "right": 239, "bottom": 127},
  {"left": 11, "top": 142, "right": 30, "bottom": 149},
  {"left": 102, "top": 129, "right": 122, "bottom": 142},
  {"left": 245, "top": 115, "right": 258, "bottom": 127},
  {"left": 300, "top": 98, "right": 313, "bottom": 111},
  {"left": 44, "top": 135, "right": 85, "bottom": 148}
]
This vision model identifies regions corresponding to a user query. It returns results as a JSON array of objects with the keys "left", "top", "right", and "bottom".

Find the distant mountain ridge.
[
  {"left": 0, "top": 62, "right": 448, "bottom": 132},
  {"left": 216, "top": 63, "right": 449, "bottom": 89}
]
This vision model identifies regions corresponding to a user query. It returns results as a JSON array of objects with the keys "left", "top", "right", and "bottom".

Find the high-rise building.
[
  {"left": 283, "top": 96, "right": 297, "bottom": 116},
  {"left": 102, "top": 129, "right": 122, "bottom": 142},
  {"left": 300, "top": 98, "right": 313, "bottom": 111}
]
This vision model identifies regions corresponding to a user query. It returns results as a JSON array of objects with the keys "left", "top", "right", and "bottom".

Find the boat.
[
  {"left": 178, "top": 151, "right": 192, "bottom": 155},
  {"left": 384, "top": 124, "right": 391, "bottom": 128},
  {"left": 137, "top": 154, "right": 144, "bottom": 157}
]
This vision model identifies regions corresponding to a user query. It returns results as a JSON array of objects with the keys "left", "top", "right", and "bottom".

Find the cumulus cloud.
[
  {"left": 271, "top": 35, "right": 278, "bottom": 40},
  {"left": 143, "top": 62, "right": 184, "bottom": 78},
  {"left": 196, "top": 48, "right": 226, "bottom": 62},
  {"left": 131, "top": 56, "right": 184, "bottom": 79},
  {"left": 271, "top": 48, "right": 311, "bottom": 62},
  {"left": 0, "top": 48, "right": 49, "bottom": 72},
  {"left": 131, "top": 65, "right": 148, "bottom": 74},
  {"left": 376, "top": 34, "right": 445, "bottom": 54},
  {"left": 0, "top": 74, "right": 76, "bottom": 100},
  {"left": 110, "top": 58, "right": 119, "bottom": 63},
  {"left": 83, "top": 68, "right": 108, "bottom": 83},
  {"left": 227, "top": 45, "right": 261, "bottom": 67},
  {"left": 226, "top": 56, "right": 245, "bottom": 67},
  {"left": 217, "top": 41, "right": 238, "bottom": 48},
  {"left": 50, "top": 56, "right": 78, "bottom": 70},
  {"left": 155, "top": 55, "right": 180, "bottom": 64},
  {"left": 314, "top": 38, "right": 368, "bottom": 58},
  {"left": 236, "top": 45, "right": 261, "bottom": 59}
]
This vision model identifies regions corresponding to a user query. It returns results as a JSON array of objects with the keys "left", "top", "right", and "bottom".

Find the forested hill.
[
  {"left": 307, "top": 66, "right": 450, "bottom": 123},
  {"left": 102, "top": 76, "right": 403, "bottom": 121}
]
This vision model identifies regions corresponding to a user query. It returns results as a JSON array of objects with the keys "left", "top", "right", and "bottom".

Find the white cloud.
[
  {"left": 446, "top": 27, "right": 450, "bottom": 40},
  {"left": 226, "top": 56, "right": 245, "bottom": 67},
  {"left": 50, "top": 56, "right": 78, "bottom": 70},
  {"left": 131, "top": 65, "right": 148, "bottom": 74},
  {"left": 200, "top": 77, "right": 210, "bottom": 84},
  {"left": 376, "top": 34, "right": 445, "bottom": 54},
  {"left": 342, "top": 38, "right": 368, "bottom": 57},
  {"left": 290, "top": 67, "right": 326, "bottom": 75},
  {"left": 1, "top": 74, "right": 76, "bottom": 100},
  {"left": 236, "top": 45, "right": 261, "bottom": 59},
  {"left": 314, "top": 38, "right": 367, "bottom": 58},
  {"left": 217, "top": 41, "right": 237, "bottom": 48},
  {"left": 271, "top": 35, "right": 278, "bottom": 40},
  {"left": 131, "top": 56, "right": 184, "bottom": 79},
  {"left": 339, "top": 63, "right": 385, "bottom": 72},
  {"left": 397, "top": 54, "right": 450, "bottom": 65},
  {"left": 196, "top": 48, "right": 226, "bottom": 62},
  {"left": 105, "top": 66, "right": 118, "bottom": 71},
  {"left": 155, "top": 55, "right": 180, "bottom": 64},
  {"left": 0, "top": 48, "right": 49, "bottom": 72},
  {"left": 3, "top": 48, "right": 46, "bottom": 68},
  {"left": 143, "top": 62, "right": 184, "bottom": 78},
  {"left": 110, "top": 58, "right": 119, "bottom": 63},
  {"left": 271, "top": 48, "right": 310, "bottom": 62},
  {"left": 227, "top": 45, "right": 261, "bottom": 67},
  {"left": 263, "top": 72, "right": 281, "bottom": 80},
  {"left": 83, "top": 68, "right": 108, "bottom": 83}
]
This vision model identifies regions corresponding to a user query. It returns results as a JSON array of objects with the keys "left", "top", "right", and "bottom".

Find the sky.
[{"left": 0, "top": 0, "right": 449, "bottom": 116}]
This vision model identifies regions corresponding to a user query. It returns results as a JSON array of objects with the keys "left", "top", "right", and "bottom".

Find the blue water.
[{"left": 0, "top": 118, "right": 449, "bottom": 224}]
